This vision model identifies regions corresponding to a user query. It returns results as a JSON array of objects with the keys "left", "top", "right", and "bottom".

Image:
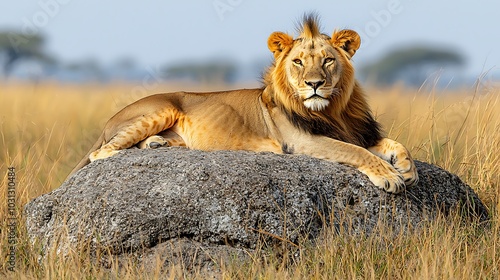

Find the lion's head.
[
  {"left": 264, "top": 14, "right": 360, "bottom": 115},
  {"left": 262, "top": 14, "right": 382, "bottom": 148}
]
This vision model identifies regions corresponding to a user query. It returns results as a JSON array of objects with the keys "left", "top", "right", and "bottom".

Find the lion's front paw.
[
  {"left": 359, "top": 159, "right": 406, "bottom": 194},
  {"left": 389, "top": 150, "right": 419, "bottom": 188},
  {"left": 368, "top": 139, "right": 419, "bottom": 188},
  {"left": 138, "top": 135, "right": 167, "bottom": 149}
]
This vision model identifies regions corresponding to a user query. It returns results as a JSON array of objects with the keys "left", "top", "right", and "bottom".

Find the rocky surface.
[{"left": 24, "top": 147, "right": 488, "bottom": 269}]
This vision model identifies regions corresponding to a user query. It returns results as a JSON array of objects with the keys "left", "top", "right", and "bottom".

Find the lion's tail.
[{"left": 66, "top": 132, "right": 105, "bottom": 179}]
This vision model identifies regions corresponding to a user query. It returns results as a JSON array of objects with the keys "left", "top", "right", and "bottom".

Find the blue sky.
[{"left": 1, "top": 0, "right": 499, "bottom": 81}]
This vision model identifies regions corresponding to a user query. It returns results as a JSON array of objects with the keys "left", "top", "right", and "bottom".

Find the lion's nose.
[{"left": 305, "top": 80, "right": 325, "bottom": 90}]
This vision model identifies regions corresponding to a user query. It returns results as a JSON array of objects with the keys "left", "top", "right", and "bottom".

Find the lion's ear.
[
  {"left": 331, "top": 29, "right": 361, "bottom": 59},
  {"left": 267, "top": 32, "right": 294, "bottom": 58}
]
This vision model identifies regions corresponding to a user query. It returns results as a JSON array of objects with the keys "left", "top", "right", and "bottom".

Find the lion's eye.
[
  {"left": 292, "top": 59, "right": 303, "bottom": 66},
  {"left": 324, "top": 57, "right": 335, "bottom": 65}
]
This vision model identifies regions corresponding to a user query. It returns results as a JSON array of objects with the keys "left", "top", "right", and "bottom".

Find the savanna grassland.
[{"left": 0, "top": 80, "right": 499, "bottom": 279}]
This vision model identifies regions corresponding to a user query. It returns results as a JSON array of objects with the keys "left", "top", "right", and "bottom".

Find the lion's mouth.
[
  {"left": 304, "top": 94, "right": 326, "bottom": 100},
  {"left": 304, "top": 88, "right": 340, "bottom": 100}
]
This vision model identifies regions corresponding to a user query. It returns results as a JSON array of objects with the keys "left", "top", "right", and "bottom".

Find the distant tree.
[
  {"left": 163, "top": 60, "right": 238, "bottom": 84},
  {"left": 361, "top": 45, "right": 465, "bottom": 86},
  {"left": 0, "top": 31, "right": 55, "bottom": 76},
  {"left": 65, "top": 58, "right": 106, "bottom": 82},
  {"left": 112, "top": 57, "right": 137, "bottom": 71},
  {"left": 108, "top": 57, "right": 140, "bottom": 81}
]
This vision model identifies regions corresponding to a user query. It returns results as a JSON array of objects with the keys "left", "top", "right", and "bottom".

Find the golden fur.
[{"left": 71, "top": 15, "right": 418, "bottom": 193}]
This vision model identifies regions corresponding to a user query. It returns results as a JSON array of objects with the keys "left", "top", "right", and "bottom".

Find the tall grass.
[{"left": 1, "top": 80, "right": 499, "bottom": 279}]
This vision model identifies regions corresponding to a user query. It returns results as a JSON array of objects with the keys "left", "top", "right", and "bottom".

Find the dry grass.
[{"left": 0, "top": 80, "right": 499, "bottom": 279}]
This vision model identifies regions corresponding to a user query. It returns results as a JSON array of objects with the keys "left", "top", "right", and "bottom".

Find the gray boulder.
[{"left": 24, "top": 147, "right": 488, "bottom": 267}]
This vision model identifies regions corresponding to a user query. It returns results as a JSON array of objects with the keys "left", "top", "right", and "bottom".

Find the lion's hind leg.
[
  {"left": 368, "top": 138, "right": 419, "bottom": 188},
  {"left": 89, "top": 109, "right": 180, "bottom": 162},
  {"left": 137, "top": 135, "right": 167, "bottom": 149},
  {"left": 137, "top": 130, "right": 186, "bottom": 149}
]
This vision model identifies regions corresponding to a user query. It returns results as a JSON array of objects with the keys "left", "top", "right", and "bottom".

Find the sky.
[{"left": 1, "top": 0, "right": 499, "bottom": 82}]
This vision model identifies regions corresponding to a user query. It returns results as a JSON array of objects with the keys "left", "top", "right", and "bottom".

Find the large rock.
[{"left": 25, "top": 147, "right": 488, "bottom": 267}]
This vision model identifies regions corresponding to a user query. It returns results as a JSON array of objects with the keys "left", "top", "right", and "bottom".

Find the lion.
[{"left": 70, "top": 15, "right": 418, "bottom": 193}]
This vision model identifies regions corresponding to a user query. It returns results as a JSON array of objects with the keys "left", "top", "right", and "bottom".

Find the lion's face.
[
  {"left": 267, "top": 20, "right": 361, "bottom": 112},
  {"left": 284, "top": 36, "right": 342, "bottom": 111}
]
